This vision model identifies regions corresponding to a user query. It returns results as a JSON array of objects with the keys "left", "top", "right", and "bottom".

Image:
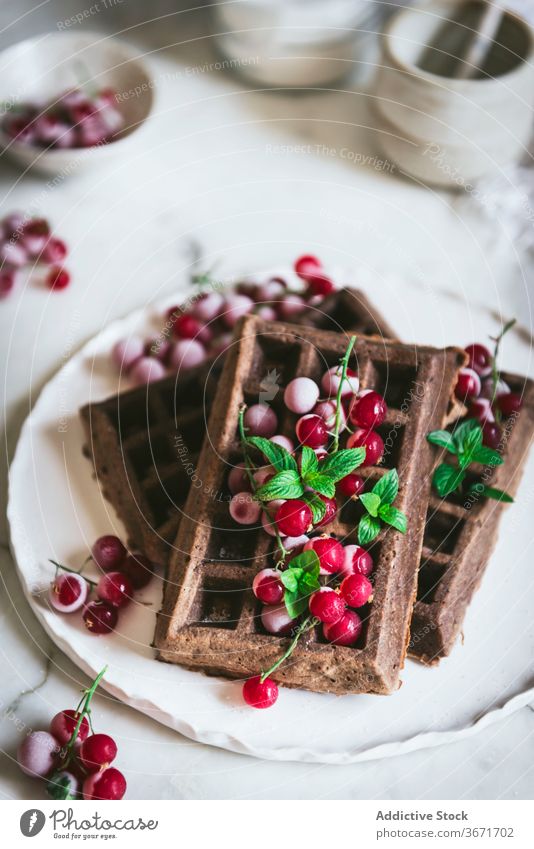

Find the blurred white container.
[{"left": 373, "top": 1, "right": 534, "bottom": 186}]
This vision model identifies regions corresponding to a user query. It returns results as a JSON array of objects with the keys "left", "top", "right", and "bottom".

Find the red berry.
[
  {"left": 121, "top": 553, "right": 154, "bottom": 589},
  {"left": 342, "top": 544, "right": 374, "bottom": 577},
  {"left": 46, "top": 266, "right": 70, "bottom": 290},
  {"left": 97, "top": 571, "right": 133, "bottom": 608},
  {"left": 455, "top": 368, "right": 481, "bottom": 401},
  {"left": 323, "top": 610, "right": 362, "bottom": 646},
  {"left": 173, "top": 313, "right": 202, "bottom": 339},
  {"left": 303, "top": 536, "right": 344, "bottom": 573},
  {"left": 79, "top": 733, "right": 117, "bottom": 772},
  {"left": 41, "top": 237, "right": 67, "bottom": 264},
  {"left": 83, "top": 767, "right": 126, "bottom": 800},
  {"left": 275, "top": 499, "right": 313, "bottom": 536},
  {"left": 294, "top": 254, "right": 322, "bottom": 280},
  {"left": 468, "top": 397, "right": 494, "bottom": 424},
  {"left": 0, "top": 267, "right": 16, "bottom": 298},
  {"left": 337, "top": 473, "right": 365, "bottom": 498},
  {"left": 316, "top": 495, "right": 337, "bottom": 527},
  {"left": 309, "top": 588, "right": 345, "bottom": 624},
  {"left": 24, "top": 217, "right": 50, "bottom": 238},
  {"left": 82, "top": 601, "right": 118, "bottom": 635},
  {"left": 242, "top": 675, "right": 278, "bottom": 709},
  {"left": 252, "top": 569, "right": 284, "bottom": 605},
  {"left": 306, "top": 273, "right": 335, "bottom": 297},
  {"left": 91, "top": 535, "right": 126, "bottom": 571},
  {"left": 347, "top": 429, "right": 384, "bottom": 466},
  {"left": 49, "top": 573, "right": 88, "bottom": 613},
  {"left": 482, "top": 421, "right": 502, "bottom": 449},
  {"left": 350, "top": 391, "right": 387, "bottom": 429},
  {"left": 295, "top": 414, "right": 328, "bottom": 449},
  {"left": 49, "top": 709, "right": 89, "bottom": 746},
  {"left": 340, "top": 573, "right": 373, "bottom": 608},
  {"left": 496, "top": 392, "right": 522, "bottom": 417},
  {"left": 464, "top": 343, "right": 492, "bottom": 377}
]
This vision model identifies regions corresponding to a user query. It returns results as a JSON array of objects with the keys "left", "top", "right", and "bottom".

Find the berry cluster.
[
  {"left": 17, "top": 668, "right": 126, "bottom": 800},
  {"left": 0, "top": 212, "right": 70, "bottom": 299},
  {"left": 111, "top": 255, "right": 337, "bottom": 385},
  {"left": 3, "top": 87, "right": 123, "bottom": 150},
  {"left": 455, "top": 335, "right": 522, "bottom": 449},
  {"left": 49, "top": 534, "right": 154, "bottom": 636}
]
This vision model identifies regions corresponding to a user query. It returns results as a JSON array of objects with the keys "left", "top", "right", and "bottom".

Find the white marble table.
[{"left": 1, "top": 1, "right": 533, "bottom": 800}]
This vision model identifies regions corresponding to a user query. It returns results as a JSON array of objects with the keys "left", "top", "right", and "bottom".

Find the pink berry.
[
  {"left": 121, "top": 553, "right": 154, "bottom": 589},
  {"left": 228, "top": 462, "right": 252, "bottom": 494},
  {"left": 46, "top": 266, "right": 70, "bottom": 290},
  {"left": 337, "top": 473, "right": 365, "bottom": 498},
  {"left": 173, "top": 313, "right": 202, "bottom": 339},
  {"left": 347, "top": 428, "right": 384, "bottom": 466},
  {"left": 482, "top": 421, "right": 502, "bottom": 449},
  {"left": 284, "top": 377, "right": 320, "bottom": 414},
  {"left": 481, "top": 377, "right": 510, "bottom": 399},
  {"left": 464, "top": 343, "right": 492, "bottom": 377},
  {"left": 41, "top": 237, "right": 67, "bottom": 264},
  {"left": 49, "top": 710, "right": 89, "bottom": 746},
  {"left": 230, "top": 491, "right": 261, "bottom": 525},
  {"left": 253, "top": 467, "right": 274, "bottom": 488},
  {"left": 193, "top": 292, "right": 224, "bottom": 322},
  {"left": 49, "top": 573, "right": 88, "bottom": 613},
  {"left": 111, "top": 337, "right": 145, "bottom": 371},
  {"left": 316, "top": 495, "right": 337, "bottom": 527},
  {"left": 170, "top": 339, "right": 206, "bottom": 370},
  {"left": 260, "top": 604, "right": 294, "bottom": 635},
  {"left": 244, "top": 404, "right": 278, "bottom": 437},
  {"left": 83, "top": 767, "right": 126, "bottom": 800},
  {"left": 350, "top": 391, "right": 387, "bottom": 428},
  {"left": 323, "top": 610, "right": 362, "bottom": 646},
  {"left": 270, "top": 434, "right": 294, "bottom": 452},
  {"left": 496, "top": 392, "right": 522, "bottom": 417},
  {"left": 255, "top": 305, "right": 277, "bottom": 321},
  {"left": 252, "top": 569, "right": 284, "bottom": 604},
  {"left": 313, "top": 399, "right": 346, "bottom": 430},
  {"left": 278, "top": 294, "right": 307, "bottom": 318},
  {"left": 242, "top": 675, "right": 278, "bottom": 709},
  {"left": 92, "top": 535, "right": 126, "bottom": 571},
  {"left": 455, "top": 368, "right": 481, "bottom": 401},
  {"left": 221, "top": 293, "right": 254, "bottom": 327},
  {"left": 82, "top": 601, "right": 118, "bottom": 635},
  {"left": 0, "top": 267, "right": 16, "bottom": 298},
  {"left": 130, "top": 356, "right": 166, "bottom": 385},
  {"left": 275, "top": 499, "right": 312, "bottom": 536},
  {"left": 0, "top": 240, "right": 27, "bottom": 266},
  {"left": 2, "top": 211, "right": 25, "bottom": 236},
  {"left": 79, "top": 733, "right": 117, "bottom": 772},
  {"left": 255, "top": 278, "right": 286, "bottom": 301},
  {"left": 468, "top": 397, "right": 494, "bottom": 424},
  {"left": 295, "top": 414, "right": 328, "bottom": 448},
  {"left": 294, "top": 254, "right": 322, "bottom": 279},
  {"left": 321, "top": 365, "right": 359, "bottom": 398},
  {"left": 97, "top": 571, "right": 133, "bottom": 608},
  {"left": 303, "top": 536, "right": 344, "bottom": 573},
  {"left": 17, "top": 731, "right": 59, "bottom": 778},
  {"left": 309, "top": 587, "right": 345, "bottom": 624},
  {"left": 340, "top": 573, "right": 373, "bottom": 608},
  {"left": 261, "top": 512, "right": 278, "bottom": 537},
  {"left": 283, "top": 534, "right": 309, "bottom": 551},
  {"left": 209, "top": 332, "right": 233, "bottom": 357},
  {"left": 341, "top": 545, "right": 374, "bottom": 577}
]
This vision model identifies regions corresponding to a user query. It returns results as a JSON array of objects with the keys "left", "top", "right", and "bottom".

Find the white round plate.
[{"left": 8, "top": 286, "right": 534, "bottom": 764}]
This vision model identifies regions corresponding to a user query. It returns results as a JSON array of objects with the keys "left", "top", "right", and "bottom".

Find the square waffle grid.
[
  {"left": 156, "top": 315, "right": 466, "bottom": 694},
  {"left": 410, "top": 371, "right": 534, "bottom": 663},
  {"left": 81, "top": 288, "right": 396, "bottom": 566}
]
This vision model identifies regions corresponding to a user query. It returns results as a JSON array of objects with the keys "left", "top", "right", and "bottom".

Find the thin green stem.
[
  {"left": 60, "top": 667, "right": 107, "bottom": 769},
  {"left": 260, "top": 616, "right": 317, "bottom": 682},
  {"left": 332, "top": 335, "right": 356, "bottom": 453},
  {"left": 49, "top": 559, "right": 97, "bottom": 587},
  {"left": 490, "top": 318, "right": 516, "bottom": 409}
]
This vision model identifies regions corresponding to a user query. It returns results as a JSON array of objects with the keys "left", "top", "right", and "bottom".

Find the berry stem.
[
  {"left": 332, "top": 335, "right": 356, "bottom": 453},
  {"left": 49, "top": 559, "right": 96, "bottom": 587},
  {"left": 60, "top": 666, "right": 107, "bottom": 769},
  {"left": 260, "top": 616, "right": 318, "bottom": 683},
  {"left": 490, "top": 318, "right": 516, "bottom": 410}
]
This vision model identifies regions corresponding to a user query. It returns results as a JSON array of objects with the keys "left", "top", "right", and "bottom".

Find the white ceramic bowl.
[
  {"left": 373, "top": 1, "right": 534, "bottom": 186},
  {"left": 0, "top": 31, "right": 154, "bottom": 175}
]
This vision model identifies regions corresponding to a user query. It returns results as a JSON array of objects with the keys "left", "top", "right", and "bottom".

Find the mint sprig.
[
  {"left": 357, "top": 468, "right": 407, "bottom": 545},
  {"left": 279, "top": 549, "right": 321, "bottom": 619}
]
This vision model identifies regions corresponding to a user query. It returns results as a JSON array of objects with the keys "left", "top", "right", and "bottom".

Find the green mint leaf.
[
  {"left": 287, "top": 549, "right": 320, "bottom": 576},
  {"left": 245, "top": 436, "right": 297, "bottom": 472},
  {"left": 378, "top": 504, "right": 407, "bottom": 533},
  {"left": 304, "top": 472, "right": 336, "bottom": 499},
  {"left": 280, "top": 569, "right": 300, "bottom": 592},
  {"left": 432, "top": 463, "right": 465, "bottom": 497},
  {"left": 457, "top": 425, "right": 483, "bottom": 469},
  {"left": 359, "top": 492, "right": 381, "bottom": 517},
  {"left": 452, "top": 419, "right": 481, "bottom": 454},
  {"left": 371, "top": 468, "right": 399, "bottom": 505},
  {"left": 300, "top": 446, "right": 318, "bottom": 479},
  {"left": 255, "top": 469, "right": 303, "bottom": 501},
  {"left": 284, "top": 588, "right": 309, "bottom": 619},
  {"left": 319, "top": 447, "right": 366, "bottom": 482},
  {"left": 468, "top": 483, "right": 514, "bottom": 503},
  {"left": 358, "top": 514, "right": 381, "bottom": 545},
  {"left": 302, "top": 493, "right": 327, "bottom": 524},
  {"left": 471, "top": 446, "right": 503, "bottom": 466},
  {"left": 427, "top": 430, "right": 457, "bottom": 454}
]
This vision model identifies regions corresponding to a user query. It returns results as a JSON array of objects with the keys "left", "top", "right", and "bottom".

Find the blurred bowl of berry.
[{"left": 0, "top": 31, "right": 154, "bottom": 175}]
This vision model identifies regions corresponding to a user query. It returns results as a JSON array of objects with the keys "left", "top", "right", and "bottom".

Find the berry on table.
[
  {"left": 252, "top": 569, "right": 284, "bottom": 605},
  {"left": 121, "top": 553, "right": 154, "bottom": 589},
  {"left": 260, "top": 604, "right": 294, "bottom": 635},
  {"left": 482, "top": 421, "right": 502, "bottom": 450},
  {"left": 82, "top": 600, "right": 118, "bottom": 635},
  {"left": 321, "top": 365, "right": 359, "bottom": 399},
  {"left": 111, "top": 337, "right": 145, "bottom": 372},
  {"left": 41, "top": 237, "right": 68, "bottom": 264},
  {"left": 46, "top": 266, "right": 70, "bottom": 290},
  {"left": 340, "top": 573, "right": 373, "bottom": 608},
  {"left": 170, "top": 338, "right": 206, "bottom": 371},
  {"left": 97, "top": 571, "right": 133, "bottom": 608},
  {"left": 172, "top": 313, "right": 202, "bottom": 340},
  {"left": 295, "top": 414, "right": 328, "bottom": 448},
  {"left": 49, "top": 709, "right": 89, "bottom": 746},
  {"left": 193, "top": 291, "right": 224, "bottom": 322},
  {"left": 130, "top": 356, "right": 166, "bottom": 385},
  {"left": 323, "top": 610, "right": 362, "bottom": 646},
  {"left": 454, "top": 368, "right": 481, "bottom": 401},
  {"left": 278, "top": 294, "right": 307, "bottom": 318},
  {"left": 284, "top": 377, "right": 320, "bottom": 414},
  {"left": 294, "top": 254, "right": 322, "bottom": 280},
  {"left": 275, "top": 499, "right": 312, "bottom": 536},
  {"left": 316, "top": 495, "right": 337, "bottom": 527},
  {"left": 91, "top": 535, "right": 126, "bottom": 571},
  {"left": 230, "top": 491, "right": 261, "bottom": 525},
  {"left": 350, "top": 391, "right": 387, "bottom": 429},
  {"left": 79, "top": 733, "right": 117, "bottom": 772},
  {"left": 309, "top": 587, "right": 345, "bottom": 624},
  {"left": 221, "top": 293, "right": 254, "bottom": 327},
  {"left": 496, "top": 391, "right": 522, "bottom": 417},
  {"left": 17, "top": 730, "right": 59, "bottom": 778},
  {"left": 242, "top": 675, "right": 278, "bottom": 709},
  {"left": 0, "top": 267, "right": 17, "bottom": 298},
  {"left": 49, "top": 573, "right": 88, "bottom": 613},
  {"left": 228, "top": 462, "right": 252, "bottom": 494},
  {"left": 347, "top": 428, "right": 384, "bottom": 466},
  {"left": 303, "top": 536, "right": 344, "bottom": 573},
  {"left": 244, "top": 404, "right": 278, "bottom": 437},
  {"left": 270, "top": 434, "right": 294, "bottom": 453},
  {"left": 341, "top": 544, "right": 374, "bottom": 577},
  {"left": 464, "top": 343, "right": 492, "bottom": 377},
  {"left": 468, "top": 397, "right": 494, "bottom": 424},
  {"left": 83, "top": 767, "right": 126, "bottom": 800},
  {"left": 337, "top": 472, "right": 365, "bottom": 498}
]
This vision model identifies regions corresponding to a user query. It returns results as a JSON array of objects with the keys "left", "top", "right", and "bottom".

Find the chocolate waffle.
[
  {"left": 410, "top": 371, "right": 534, "bottom": 664},
  {"left": 155, "top": 314, "right": 466, "bottom": 694},
  {"left": 81, "top": 288, "right": 396, "bottom": 566}
]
